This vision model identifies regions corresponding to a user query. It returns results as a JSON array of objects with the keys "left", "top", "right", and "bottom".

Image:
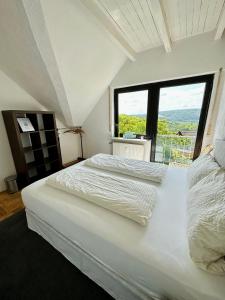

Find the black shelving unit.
[{"left": 2, "top": 110, "right": 62, "bottom": 189}]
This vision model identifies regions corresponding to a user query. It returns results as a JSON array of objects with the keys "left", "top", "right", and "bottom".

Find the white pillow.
[
  {"left": 187, "top": 154, "right": 220, "bottom": 188},
  {"left": 187, "top": 169, "right": 225, "bottom": 275}
]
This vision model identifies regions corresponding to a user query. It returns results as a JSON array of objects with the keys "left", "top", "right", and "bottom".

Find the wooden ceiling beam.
[
  {"left": 82, "top": 0, "right": 136, "bottom": 61},
  {"left": 148, "top": 0, "right": 172, "bottom": 52}
]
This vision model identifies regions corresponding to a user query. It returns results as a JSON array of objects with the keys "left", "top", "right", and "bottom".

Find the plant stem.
[{"left": 80, "top": 133, "right": 83, "bottom": 159}]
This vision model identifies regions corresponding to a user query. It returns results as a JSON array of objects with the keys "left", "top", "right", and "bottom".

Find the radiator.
[{"left": 112, "top": 138, "right": 151, "bottom": 161}]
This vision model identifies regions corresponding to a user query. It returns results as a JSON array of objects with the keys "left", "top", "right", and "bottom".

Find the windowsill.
[{"left": 112, "top": 137, "right": 150, "bottom": 145}]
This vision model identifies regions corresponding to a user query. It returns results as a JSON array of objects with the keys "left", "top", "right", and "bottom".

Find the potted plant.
[{"left": 64, "top": 127, "right": 85, "bottom": 160}]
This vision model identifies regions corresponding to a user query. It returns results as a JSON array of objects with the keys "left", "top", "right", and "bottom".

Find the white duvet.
[
  {"left": 84, "top": 153, "right": 167, "bottom": 183},
  {"left": 46, "top": 166, "right": 157, "bottom": 226}
]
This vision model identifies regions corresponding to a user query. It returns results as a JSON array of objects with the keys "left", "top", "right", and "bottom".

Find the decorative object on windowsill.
[
  {"left": 123, "top": 132, "right": 136, "bottom": 139},
  {"left": 64, "top": 127, "right": 85, "bottom": 160}
]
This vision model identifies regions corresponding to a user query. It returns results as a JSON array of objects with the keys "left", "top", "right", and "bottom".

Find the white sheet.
[
  {"left": 22, "top": 164, "right": 225, "bottom": 300},
  {"left": 84, "top": 153, "right": 167, "bottom": 183},
  {"left": 46, "top": 166, "right": 157, "bottom": 225}
]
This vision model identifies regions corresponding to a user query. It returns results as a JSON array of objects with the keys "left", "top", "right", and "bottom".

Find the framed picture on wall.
[{"left": 17, "top": 118, "right": 35, "bottom": 132}]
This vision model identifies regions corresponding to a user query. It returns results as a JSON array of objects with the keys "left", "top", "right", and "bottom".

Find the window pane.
[
  {"left": 118, "top": 90, "right": 148, "bottom": 136},
  {"left": 156, "top": 83, "right": 206, "bottom": 166}
]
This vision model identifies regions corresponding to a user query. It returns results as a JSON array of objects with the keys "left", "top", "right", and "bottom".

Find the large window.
[{"left": 114, "top": 74, "right": 214, "bottom": 164}]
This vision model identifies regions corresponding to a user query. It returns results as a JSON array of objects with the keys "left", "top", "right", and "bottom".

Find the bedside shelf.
[{"left": 2, "top": 110, "right": 62, "bottom": 189}]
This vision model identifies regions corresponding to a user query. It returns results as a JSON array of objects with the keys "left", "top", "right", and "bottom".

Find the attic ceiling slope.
[
  {"left": 22, "top": 0, "right": 73, "bottom": 125},
  {"left": 40, "top": 0, "right": 126, "bottom": 125},
  {"left": 0, "top": 0, "right": 68, "bottom": 123}
]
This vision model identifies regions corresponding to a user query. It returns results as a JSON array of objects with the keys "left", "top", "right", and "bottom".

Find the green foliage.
[
  {"left": 119, "top": 114, "right": 146, "bottom": 135},
  {"left": 119, "top": 114, "right": 197, "bottom": 136},
  {"left": 119, "top": 114, "right": 197, "bottom": 165},
  {"left": 169, "top": 121, "right": 198, "bottom": 132},
  {"left": 157, "top": 118, "right": 171, "bottom": 135}
]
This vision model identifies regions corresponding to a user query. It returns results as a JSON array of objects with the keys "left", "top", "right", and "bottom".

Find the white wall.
[
  {"left": 111, "top": 32, "right": 225, "bottom": 88},
  {"left": 0, "top": 70, "right": 78, "bottom": 191},
  {"left": 84, "top": 33, "right": 225, "bottom": 157},
  {"left": 83, "top": 89, "right": 112, "bottom": 158}
]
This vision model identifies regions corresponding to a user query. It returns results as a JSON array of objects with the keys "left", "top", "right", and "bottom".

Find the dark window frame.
[
  {"left": 114, "top": 74, "right": 214, "bottom": 161},
  {"left": 114, "top": 85, "right": 151, "bottom": 138}
]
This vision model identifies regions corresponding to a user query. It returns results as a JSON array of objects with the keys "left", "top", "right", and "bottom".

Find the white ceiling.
[
  {"left": 96, "top": 0, "right": 162, "bottom": 52},
  {"left": 87, "top": 0, "right": 225, "bottom": 54},
  {"left": 163, "top": 0, "right": 224, "bottom": 40}
]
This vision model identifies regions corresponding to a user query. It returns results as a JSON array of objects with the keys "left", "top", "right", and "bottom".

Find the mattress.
[{"left": 22, "top": 164, "right": 225, "bottom": 300}]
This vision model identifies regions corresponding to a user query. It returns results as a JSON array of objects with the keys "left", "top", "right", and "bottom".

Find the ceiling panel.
[
  {"left": 98, "top": 0, "right": 140, "bottom": 48},
  {"left": 137, "top": 0, "right": 162, "bottom": 47},
  {"left": 163, "top": 0, "right": 225, "bottom": 41},
  {"left": 198, "top": 0, "right": 210, "bottom": 33},
  {"left": 96, "top": 0, "right": 162, "bottom": 52},
  {"left": 192, "top": 0, "right": 202, "bottom": 35},
  {"left": 204, "top": 0, "right": 224, "bottom": 31},
  {"left": 91, "top": 0, "right": 225, "bottom": 54}
]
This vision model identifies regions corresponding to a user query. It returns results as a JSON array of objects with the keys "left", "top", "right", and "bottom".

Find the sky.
[{"left": 119, "top": 83, "right": 206, "bottom": 115}]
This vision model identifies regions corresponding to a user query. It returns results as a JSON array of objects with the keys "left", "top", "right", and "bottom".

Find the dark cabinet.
[{"left": 2, "top": 110, "right": 62, "bottom": 189}]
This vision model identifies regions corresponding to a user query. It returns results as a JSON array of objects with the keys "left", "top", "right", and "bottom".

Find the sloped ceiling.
[
  {"left": 0, "top": 0, "right": 71, "bottom": 123},
  {"left": 85, "top": 0, "right": 225, "bottom": 54},
  {"left": 0, "top": 0, "right": 126, "bottom": 125},
  {"left": 40, "top": 0, "right": 126, "bottom": 125},
  {"left": 0, "top": 0, "right": 224, "bottom": 127}
]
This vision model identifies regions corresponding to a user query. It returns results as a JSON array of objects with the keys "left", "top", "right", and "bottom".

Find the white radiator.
[{"left": 112, "top": 138, "right": 151, "bottom": 161}]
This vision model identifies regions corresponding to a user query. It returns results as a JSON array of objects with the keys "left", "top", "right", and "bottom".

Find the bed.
[{"left": 22, "top": 162, "right": 225, "bottom": 300}]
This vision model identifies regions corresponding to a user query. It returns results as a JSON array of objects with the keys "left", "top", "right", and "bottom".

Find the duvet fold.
[
  {"left": 46, "top": 166, "right": 157, "bottom": 226},
  {"left": 84, "top": 153, "right": 167, "bottom": 183}
]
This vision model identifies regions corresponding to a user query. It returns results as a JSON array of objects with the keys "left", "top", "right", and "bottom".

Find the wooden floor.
[{"left": 0, "top": 191, "right": 24, "bottom": 221}]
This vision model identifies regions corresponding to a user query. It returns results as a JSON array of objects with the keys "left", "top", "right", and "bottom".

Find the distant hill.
[
  {"left": 159, "top": 108, "right": 201, "bottom": 122},
  {"left": 133, "top": 108, "right": 201, "bottom": 123}
]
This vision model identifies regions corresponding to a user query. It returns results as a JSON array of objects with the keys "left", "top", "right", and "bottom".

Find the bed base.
[{"left": 26, "top": 209, "right": 165, "bottom": 300}]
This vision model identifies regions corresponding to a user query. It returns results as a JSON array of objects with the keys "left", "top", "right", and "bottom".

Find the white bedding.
[
  {"left": 46, "top": 166, "right": 156, "bottom": 226},
  {"left": 85, "top": 153, "right": 167, "bottom": 183},
  {"left": 22, "top": 164, "right": 225, "bottom": 300},
  {"left": 187, "top": 169, "right": 225, "bottom": 275}
]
